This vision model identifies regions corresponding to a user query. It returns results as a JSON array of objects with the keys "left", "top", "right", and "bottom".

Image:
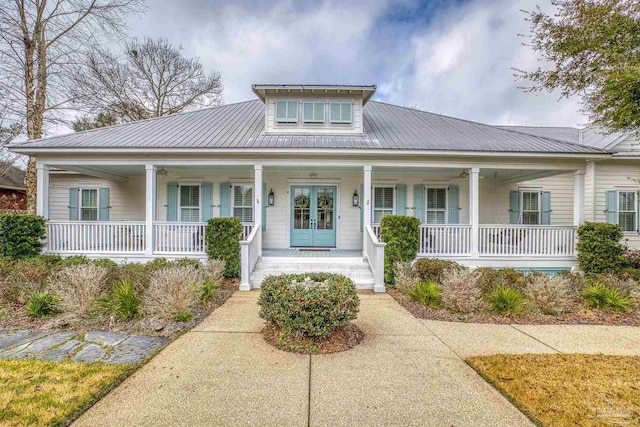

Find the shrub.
[
  {"left": 33, "top": 254, "right": 64, "bottom": 267},
  {"left": 581, "top": 283, "right": 631, "bottom": 312},
  {"left": 26, "top": 292, "right": 60, "bottom": 318},
  {"left": 172, "top": 258, "right": 202, "bottom": 270},
  {"left": 588, "top": 273, "right": 640, "bottom": 302},
  {"left": 93, "top": 258, "right": 118, "bottom": 269},
  {"left": 0, "top": 214, "right": 46, "bottom": 260},
  {"left": 440, "top": 269, "right": 485, "bottom": 313},
  {"left": 619, "top": 267, "right": 640, "bottom": 283},
  {"left": 48, "top": 264, "right": 108, "bottom": 315},
  {"left": 556, "top": 271, "right": 587, "bottom": 297},
  {"left": 146, "top": 257, "right": 171, "bottom": 271},
  {"left": 408, "top": 281, "right": 442, "bottom": 308},
  {"left": 199, "top": 279, "right": 221, "bottom": 303},
  {"left": 59, "top": 255, "right": 91, "bottom": 267},
  {"left": 0, "top": 259, "right": 50, "bottom": 305},
  {"left": 489, "top": 286, "right": 524, "bottom": 315},
  {"left": 173, "top": 310, "right": 193, "bottom": 322},
  {"left": 206, "top": 218, "right": 243, "bottom": 277},
  {"left": 379, "top": 215, "right": 420, "bottom": 283},
  {"left": 204, "top": 259, "right": 226, "bottom": 282},
  {"left": 115, "top": 262, "right": 150, "bottom": 288},
  {"left": 496, "top": 268, "right": 526, "bottom": 291},
  {"left": 412, "top": 258, "right": 463, "bottom": 283},
  {"left": 577, "top": 222, "right": 626, "bottom": 274},
  {"left": 96, "top": 279, "right": 142, "bottom": 320},
  {"left": 623, "top": 245, "right": 640, "bottom": 269},
  {"left": 524, "top": 274, "right": 571, "bottom": 314},
  {"left": 258, "top": 273, "right": 359, "bottom": 339},
  {"left": 144, "top": 266, "right": 203, "bottom": 319},
  {"left": 392, "top": 261, "right": 419, "bottom": 292}
]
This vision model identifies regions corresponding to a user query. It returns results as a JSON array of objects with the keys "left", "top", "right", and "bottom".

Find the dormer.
[{"left": 252, "top": 84, "right": 376, "bottom": 135}]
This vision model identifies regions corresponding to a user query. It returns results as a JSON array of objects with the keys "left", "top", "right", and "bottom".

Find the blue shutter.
[
  {"left": 68, "top": 187, "right": 79, "bottom": 221},
  {"left": 413, "top": 185, "right": 425, "bottom": 223},
  {"left": 606, "top": 190, "right": 617, "bottom": 224},
  {"left": 396, "top": 184, "right": 407, "bottom": 216},
  {"left": 541, "top": 191, "right": 551, "bottom": 225},
  {"left": 201, "top": 182, "right": 213, "bottom": 221},
  {"left": 220, "top": 182, "right": 231, "bottom": 217},
  {"left": 359, "top": 184, "right": 364, "bottom": 232},
  {"left": 98, "top": 188, "right": 110, "bottom": 221},
  {"left": 166, "top": 182, "right": 178, "bottom": 222},
  {"left": 262, "top": 183, "right": 267, "bottom": 231},
  {"left": 448, "top": 185, "right": 459, "bottom": 224},
  {"left": 509, "top": 190, "right": 520, "bottom": 224}
]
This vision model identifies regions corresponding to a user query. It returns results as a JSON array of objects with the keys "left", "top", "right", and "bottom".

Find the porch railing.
[
  {"left": 240, "top": 223, "right": 261, "bottom": 290},
  {"left": 46, "top": 221, "right": 146, "bottom": 253},
  {"left": 153, "top": 222, "right": 254, "bottom": 254},
  {"left": 479, "top": 225, "right": 577, "bottom": 256},
  {"left": 365, "top": 225, "right": 386, "bottom": 292},
  {"left": 418, "top": 224, "right": 472, "bottom": 256}
]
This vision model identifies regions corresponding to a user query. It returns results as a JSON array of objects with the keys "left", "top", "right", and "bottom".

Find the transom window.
[
  {"left": 426, "top": 187, "right": 446, "bottom": 224},
  {"left": 329, "top": 101, "right": 352, "bottom": 124},
  {"left": 618, "top": 191, "right": 636, "bottom": 232},
  {"left": 521, "top": 191, "right": 541, "bottom": 225},
  {"left": 373, "top": 186, "right": 394, "bottom": 223},
  {"left": 302, "top": 101, "right": 325, "bottom": 123},
  {"left": 179, "top": 185, "right": 200, "bottom": 222},
  {"left": 80, "top": 188, "right": 98, "bottom": 221},
  {"left": 275, "top": 100, "right": 298, "bottom": 123},
  {"left": 233, "top": 184, "right": 253, "bottom": 223}
]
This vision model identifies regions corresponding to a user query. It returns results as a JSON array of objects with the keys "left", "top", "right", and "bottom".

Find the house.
[
  {"left": 0, "top": 162, "right": 27, "bottom": 213},
  {"left": 8, "top": 84, "right": 640, "bottom": 292}
]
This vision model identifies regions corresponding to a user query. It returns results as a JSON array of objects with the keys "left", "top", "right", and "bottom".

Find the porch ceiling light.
[
  {"left": 268, "top": 189, "right": 275, "bottom": 206},
  {"left": 353, "top": 190, "right": 359, "bottom": 207},
  {"left": 158, "top": 168, "right": 168, "bottom": 176}
]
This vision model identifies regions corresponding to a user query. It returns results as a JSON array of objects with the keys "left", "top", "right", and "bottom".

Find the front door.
[{"left": 291, "top": 186, "right": 337, "bottom": 247}]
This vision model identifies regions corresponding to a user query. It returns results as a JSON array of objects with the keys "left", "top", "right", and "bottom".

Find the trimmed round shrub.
[
  {"left": 0, "top": 214, "right": 46, "bottom": 260},
  {"left": 258, "top": 273, "right": 360, "bottom": 339},
  {"left": 380, "top": 215, "right": 420, "bottom": 283},
  {"left": 413, "top": 258, "right": 463, "bottom": 283},
  {"left": 577, "top": 222, "right": 626, "bottom": 274},
  {"left": 206, "top": 217, "right": 243, "bottom": 277}
]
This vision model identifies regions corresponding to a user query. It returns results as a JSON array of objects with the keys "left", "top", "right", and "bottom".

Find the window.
[
  {"left": 275, "top": 100, "right": 298, "bottom": 123},
  {"left": 373, "top": 186, "right": 394, "bottom": 223},
  {"left": 329, "top": 101, "right": 352, "bottom": 124},
  {"left": 179, "top": 185, "right": 200, "bottom": 222},
  {"left": 618, "top": 191, "right": 636, "bottom": 232},
  {"left": 426, "top": 188, "right": 446, "bottom": 224},
  {"left": 521, "top": 191, "right": 540, "bottom": 225},
  {"left": 233, "top": 184, "right": 253, "bottom": 223},
  {"left": 80, "top": 188, "right": 98, "bottom": 221},
  {"left": 302, "top": 101, "right": 325, "bottom": 123}
]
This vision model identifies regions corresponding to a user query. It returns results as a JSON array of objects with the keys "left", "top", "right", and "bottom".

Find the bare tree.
[
  {"left": 0, "top": 0, "right": 145, "bottom": 214},
  {"left": 72, "top": 38, "right": 224, "bottom": 122}
]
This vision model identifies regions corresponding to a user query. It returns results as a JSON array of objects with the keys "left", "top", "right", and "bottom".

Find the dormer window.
[
  {"left": 275, "top": 100, "right": 298, "bottom": 123},
  {"left": 330, "top": 101, "right": 352, "bottom": 124},
  {"left": 302, "top": 101, "right": 325, "bottom": 123}
]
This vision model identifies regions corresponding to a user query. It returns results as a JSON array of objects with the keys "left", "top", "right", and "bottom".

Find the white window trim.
[
  {"left": 372, "top": 185, "right": 395, "bottom": 224},
  {"left": 520, "top": 191, "right": 542, "bottom": 225},
  {"left": 425, "top": 186, "right": 448, "bottom": 225},
  {"left": 617, "top": 190, "right": 638, "bottom": 233},
  {"left": 79, "top": 187, "right": 100, "bottom": 222},
  {"left": 275, "top": 100, "right": 298, "bottom": 124},
  {"left": 329, "top": 100, "right": 353, "bottom": 124},
  {"left": 178, "top": 183, "right": 202, "bottom": 223},
  {"left": 302, "top": 100, "right": 326, "bottom": 123},
  {"left": 231, "top": 183, "right": 254, "bottom": 223}
]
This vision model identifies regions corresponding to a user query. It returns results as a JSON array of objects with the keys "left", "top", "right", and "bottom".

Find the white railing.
[
  {"left": 479, "top": 225, "right": 577, "bottom": 256},
  {"left": 240, "top": 223, "right": 261, "bottom": 291},
  {"left": 365, "top": 224, "right": 386, "bottom": 293},
  {"left": 153, "top": 222, "right": 207, "bottom": 254},
  {"left": 46, "top": 221, "right": 146, "bottom": 253},
  {"left": 242, "top": 223, "right": 254, "bottom": 240},
  {"left": 418, "top": 224, "right": 472, "bottom": 256},
  {"left": 371, "top": 224, "right": 381, "bottom": 239}
]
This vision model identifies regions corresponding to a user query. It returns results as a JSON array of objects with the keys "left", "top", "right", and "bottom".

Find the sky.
[{"left": 123, "top": 0, "right": 585, "bottom": 127}]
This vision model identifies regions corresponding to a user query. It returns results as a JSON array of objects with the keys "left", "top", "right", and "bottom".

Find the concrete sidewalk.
[{"left": 73, "top": 292, "right": 640, "bottom": 427}]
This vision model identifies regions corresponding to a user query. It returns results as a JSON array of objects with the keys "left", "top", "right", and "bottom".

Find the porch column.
[
  {"left": 573, "top": 170, "right": 585, "bottom": 226},
  {"left": 36, "top": 163, "right": 49, "bottom": 218},
  {"left": 254, "top": 164, "right": 263, "bottom": 257},
  {"left": 145, "top": 165, "right": 156, "bottom": 256},
  {"left": 469, "top": 167, "right": 480, "bottom": 257},
  {"left": 363, "top": 165, "right": 372, "bottom": 255}
]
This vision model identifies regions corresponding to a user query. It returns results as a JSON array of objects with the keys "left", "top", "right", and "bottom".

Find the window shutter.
[
  {"left": 201, "top": 182, "right": 214, "bottom": 221},
  {"left": 342, "top": 102, "right": 352, "bottom": 122},
  {"left": 605, "top": 190, "right": 617, "bottom": 224},
  {"left": 262, "top": 183, "right": 267, "bottom": 231},
  {"left": 166, "top": 183, "right": 178, "bottom": 222},
  {"left": 275, "top": 101, "right": 286, "bottom": 122},
  {"left": 219, "top": 182, "right": 231, "bottom": 217},
  {"left": 360, "top": 184, "right": 364, "bottom": 232},
  {"left": 330, "top": 103, "right": 341, "bottom": 122},
  {"left": 287, "top": 101, "right": 297, "bottom": 122},
  {"left": 68, "top": 187, "right": 79, "bottom": 221},
  {"left": 413, "top": 185, "right": 425, "bottom": 223},
  {"left": 541, "top": 191, "right": 551, "bottom": 225},
  {"left": 303, "top": 102, "right": 313, "bottom": 122},
  {"left": 314, "top": 102, "right": 324, "bottom": 122},
  {"left": 396, "top": 184, "right": 407, "bottom": 215},
  {"left": 509, "top": 190, "right": 520, "bottom": 224},
  {"left": 98, "top": 188, "right": 110, "bottom": 221},
  {"left": 448, "top": 185, "right": 459, "bottom": 224}
]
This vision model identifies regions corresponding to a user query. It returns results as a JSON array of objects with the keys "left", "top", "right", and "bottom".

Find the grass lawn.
[
  {"left": 467, "top": 354, "right": 640, "bottom": 427},
  {"left": 0, "top": 359, "right": 134, "bottom": 427}
]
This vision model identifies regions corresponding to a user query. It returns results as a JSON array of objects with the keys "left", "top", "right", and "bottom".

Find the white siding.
[
  {"left": 584, "top": 161, "right": 596, "bottom": 222},
  {"left": 609, "top": 134, "right": 640, "bottom": 153}
]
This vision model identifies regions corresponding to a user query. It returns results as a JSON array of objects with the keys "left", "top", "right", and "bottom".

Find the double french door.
[{"left": 290, "top": 186, "right": 337, "bottom": 247}]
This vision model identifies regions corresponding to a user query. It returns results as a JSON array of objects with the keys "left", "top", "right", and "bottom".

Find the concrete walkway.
[{"left": 73, "top": 292, "right": 640, "bottom": 427}]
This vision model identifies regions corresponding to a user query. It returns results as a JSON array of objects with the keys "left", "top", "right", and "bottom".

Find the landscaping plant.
[
  {"left": 96, "top": 279, "right": 142, "bottom": 320},
  {"left": 48, "top": 264, "right": 108, "bottom": 315},
  {"left": 173, "top": 310, "right": 193, "bottom": 322},
  {"left": 413, "top": 258, "right": 463, "bottom": 283},
  {"left": 392, "top": 261, "right": 419, "bottom": 292},
  {"left": 26, "top": 291, "right": 60, "bottom": 317},
  {"left": 144, "top": 266, "right": 203, "bottom": 319},
  {"left": 408, "top": 281, "right": 442, "bottom": 308},
  {"left": 199, "top": 279, "right": 220, "bottom": 303},
  {"left": 206, "top": 217, "right": 243, "bottom": 277},
  {"left": 440, "top": 269, "right": 486, "bottom": 313},
  {"left": 0, "top": 213, "right": 46, "bottom": 260},
  {"left": 524, "top": 274, "right": 571, "bottom": 314},
  {"left": 0, "top": 259, "right": 50, "bottom": 304},
  {"left": 489, "top": 286, "right": 524, "bottom": 315},
  {"left": 379, "top": 215, "right": 420, "bottom": 283},
  {"left": 577, "top": 222, "right": 626, "bottom": 274},
  {"left": 581, "top": 283, "right": 631, "bottom": 312}
]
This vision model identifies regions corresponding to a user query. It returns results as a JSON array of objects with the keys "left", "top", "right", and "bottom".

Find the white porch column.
[
  {"left": 573, "top": 170, "right": 585, "bottom": 226},
  {"left": 144, "top": 165, "right": 156, "bottom": 256},
  {"left": 469, "top": 167, "right": 480, "bottom": 257},
  {"left": 254, "top": 164, "right": 263, "bottom": 257},
  {"left": 363, "top": 165, "right": 372, "bottom": 256},
  {"left": 36, "top": 163, "right": 49, "bottom": 218}
]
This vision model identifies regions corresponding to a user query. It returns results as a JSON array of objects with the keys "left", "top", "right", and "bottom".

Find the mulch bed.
[
  {"left": 388, "top": 287, "right": 640, "bottom": 326},
  {"left": 262, "top": 323, "right": 364, "bottom": 355},
  {"left": 0, "top": 278, "right": 238, "bottom": 340}
]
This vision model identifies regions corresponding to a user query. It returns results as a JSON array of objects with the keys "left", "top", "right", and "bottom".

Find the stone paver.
[
  {"left": 85, "top": 330, "right": 128, "bottom": 347},
  {"left": 73, "top": 343, "right": 108, "bottom": 363},
  {"left": 41, "top": 339, "right": 84, "bottom": 362}
]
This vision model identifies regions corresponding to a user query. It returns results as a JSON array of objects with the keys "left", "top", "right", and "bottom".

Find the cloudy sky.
[{"left": 124, "top": 0, "right": 584, "bottom": 127}]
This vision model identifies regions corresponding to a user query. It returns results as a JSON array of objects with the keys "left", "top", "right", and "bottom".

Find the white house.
[{"left": 9, "top": 84, "right": 640, "bottom": 292}]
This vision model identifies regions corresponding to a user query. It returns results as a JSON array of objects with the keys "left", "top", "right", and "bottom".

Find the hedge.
[
  {"left": 205, "top": 217, "right": 243, "bottom": 277},
  {"left": 379, "top": 215, "right": 420, "bottom": 283},
  {"left": 0, "top": 214, "right": 46, "bottom": 260},
  {"left": 576, "top": 222, "right": 626, "bottom": 274}
]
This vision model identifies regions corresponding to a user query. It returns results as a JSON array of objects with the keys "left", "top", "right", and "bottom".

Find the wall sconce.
[
  {"left": 268, "top": 189, "right": 275, "bottom": 206},
  {"left": 352, "top": 190, "right": 360, "bottom": 207}
]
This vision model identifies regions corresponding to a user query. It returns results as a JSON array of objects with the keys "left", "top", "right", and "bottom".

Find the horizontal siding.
[{"left": 610, "top": 135, "right": 640, "bottom": 153}]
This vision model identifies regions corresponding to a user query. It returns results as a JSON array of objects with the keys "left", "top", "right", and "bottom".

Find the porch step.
[{"left": 250, "top": 256, "right": 375, "bottom": 289}]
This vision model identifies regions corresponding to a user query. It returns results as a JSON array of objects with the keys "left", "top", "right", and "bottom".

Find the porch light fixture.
[
  {"left": 268, "top": 189, "right": 275, "bottom": 206},
  {"left": 352, "top": 190, "right": 359, "bottom": 207},
  {"left": 158, "top": 168, "right": 168, "bottom": 176}
]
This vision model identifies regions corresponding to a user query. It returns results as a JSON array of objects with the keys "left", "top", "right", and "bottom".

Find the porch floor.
[{"left": 262, "top": 249, "right": 362, "bottom": 258}]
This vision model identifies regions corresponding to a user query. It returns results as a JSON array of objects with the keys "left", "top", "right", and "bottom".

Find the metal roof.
[
  {"left": 0, "top": 162, "right": 26, "bottom": 191},
  {"left": 10, "top": 99, "right": 606, "bottom": 154},
  {"left": 498, "top": 125, "right": 625, "bottom": 150}
]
